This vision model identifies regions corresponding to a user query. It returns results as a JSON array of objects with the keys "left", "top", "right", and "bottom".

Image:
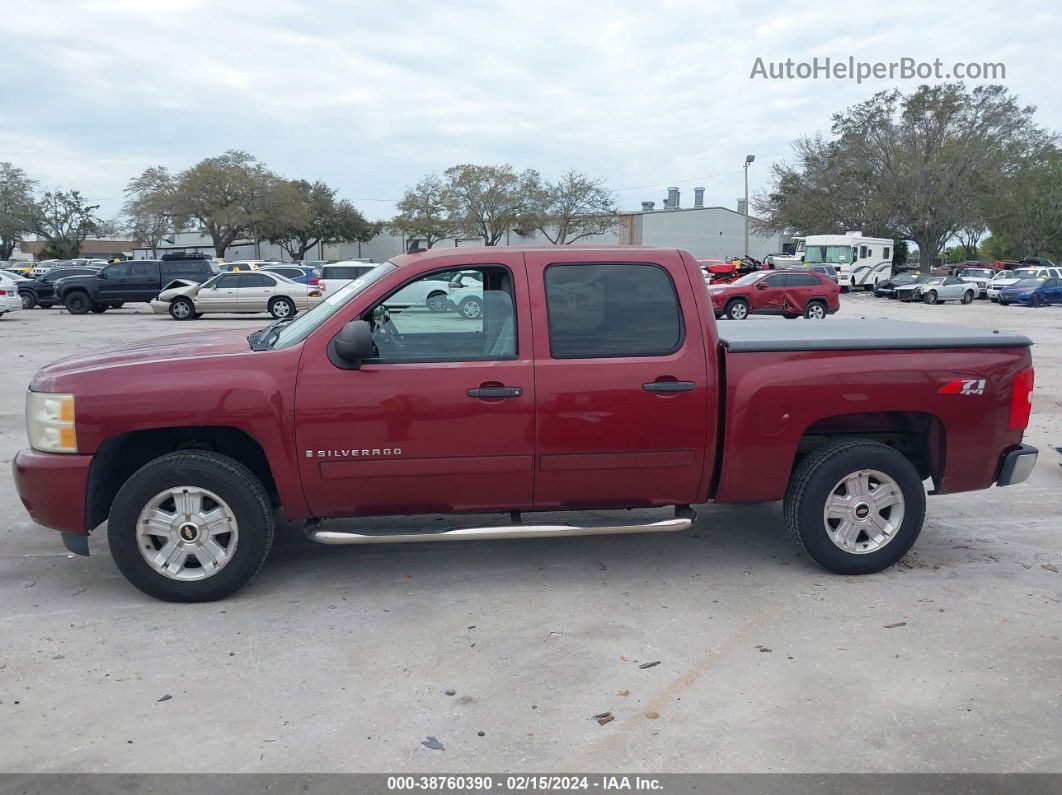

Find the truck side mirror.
[
  {"left": 97, "top": 271, "right": 108, "bottom": 279},
  {"left": 331, "top": 320, "right": 373, "bottom": 369}
]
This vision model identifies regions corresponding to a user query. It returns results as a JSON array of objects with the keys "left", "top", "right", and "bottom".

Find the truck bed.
[{"left": 717, "top": 319, "right": 1033, "bottom": 353}]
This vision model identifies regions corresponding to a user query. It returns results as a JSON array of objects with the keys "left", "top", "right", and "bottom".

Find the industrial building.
[{"left": 130, "top": 187, "right": 787, "bottom": 263}]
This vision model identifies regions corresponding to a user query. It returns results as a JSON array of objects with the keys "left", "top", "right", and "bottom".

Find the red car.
[{"left": 708, "top": 269, "right": 840, "bottom": 320}]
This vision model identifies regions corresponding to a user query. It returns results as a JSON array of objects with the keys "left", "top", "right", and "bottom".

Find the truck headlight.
[{"left": 26, "top": 392, "right": 77, "bottom": 453}]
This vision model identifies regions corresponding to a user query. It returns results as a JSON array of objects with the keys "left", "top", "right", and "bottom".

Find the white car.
[
  {"left": 895, "top": 275, "right": 977, "bottom": 304},
  {"left": 0, "top": 274, "right": 23, "bottom": 318},
  {"left": 150, "top": 271, "right": 321, "bottom": 320},
  {"left": 218, "top": 260, "right": 282, "bottom": 273},
  {"left": 445, "top": 270, "right": 487, "bottom": 318},
  {"left": 319, "top": 261, "right": 456, "bottom": 312},
  {"left": 956, "top": 267, "right": 996, "bottom": 298},
  {"left": 987, "top": 267, "right": 1062, "bottom": 301}
]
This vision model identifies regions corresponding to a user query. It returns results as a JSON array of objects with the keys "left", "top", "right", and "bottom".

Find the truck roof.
[
  {"left": 389, "top": 245, "right": 684, "bottom": 268},
  {"left": 718, "top": 319, "right": 1032, "bottom": 353}
]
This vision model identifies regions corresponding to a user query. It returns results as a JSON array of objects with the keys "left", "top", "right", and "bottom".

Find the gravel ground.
[{"left": 0, "top": 293, "right": 1059, "bottom": 773}]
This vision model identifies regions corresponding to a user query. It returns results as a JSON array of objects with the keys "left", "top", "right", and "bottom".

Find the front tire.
[
  {"left": 107, "top": 451, "right": 275, "bottom": 602},
  {"left": 1031, "top": 294, "right": 1044, "bottom": 308},
  {"left": 169, "top": 297, "right": 195, "bottom": 320},
  {"left": 64, "top": 291, "right": 91, "bottom": 314},
  {"left": 961, "top": 290, "right": 974, "bottom": 304},
  {"left": 783, "top": 439, "right": 926, "bottom": 575},
  {"left": 90, "top": 304, "right": 108, "bottom": 313},
  {"left": 922, "top": 290, "right": 938, "bottom": 305},
  {"left": 723, "top": 298, "right": 750, "bottom": 320},
  {"left": 269, "top": 296, "right": 296, "bottom": 319}
]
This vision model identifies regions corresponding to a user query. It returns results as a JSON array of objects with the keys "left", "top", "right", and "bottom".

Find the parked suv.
[
  {"left": 18, "top": 267, "right": 102, "bottom": 309},
  {"left": 55, "top": 259, "right": 217, "bottom": 314},
  {"left": 707, "top": 270, "right": 840, "bottom": 320}
]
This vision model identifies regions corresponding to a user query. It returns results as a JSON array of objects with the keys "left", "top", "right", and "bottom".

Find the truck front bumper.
[
  {"left": 997, "top": 444, "right": 1038, "bottom": 486},
  {"left": 13, "top": 448, "right": 92, "bottom": 537}
]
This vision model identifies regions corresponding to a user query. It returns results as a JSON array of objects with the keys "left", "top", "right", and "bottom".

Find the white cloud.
[{"left": 1, "top": 0, "right": 1059, "bottom": 219}]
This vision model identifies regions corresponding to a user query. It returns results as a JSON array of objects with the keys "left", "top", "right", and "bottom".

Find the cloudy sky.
[{"left": 2, "top": 0, "right": 1060, "bottom": 221}]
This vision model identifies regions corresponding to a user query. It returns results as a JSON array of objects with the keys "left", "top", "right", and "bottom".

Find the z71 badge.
[{"left": 938, "top": 379, "right": 986, "bottom": 396}]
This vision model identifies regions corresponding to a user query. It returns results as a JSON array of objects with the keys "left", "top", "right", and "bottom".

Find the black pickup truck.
[{"left": 55, "top": 258, "right": 216, "bottom": 314}]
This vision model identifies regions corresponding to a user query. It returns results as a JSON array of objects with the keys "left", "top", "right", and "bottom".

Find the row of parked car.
[
  {"left": 1, "top": 254, "right": 489, "bottom": 322},
  {"left": 873, "top": 263, "right": 1062, "bottom": 306}
]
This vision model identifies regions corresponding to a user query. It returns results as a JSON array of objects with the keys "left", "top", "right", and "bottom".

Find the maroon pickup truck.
[{"left": 14, "top": 246, "right": 1038, "bottom": 601}]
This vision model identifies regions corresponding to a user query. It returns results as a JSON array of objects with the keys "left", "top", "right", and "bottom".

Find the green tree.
[
  {"left": 172, "top": 151, "right": 278, "bottom": 257},
  {"left": 0, "top": 162, "right": 37, "bottom": 260},
  {"left": 260, "top": 179, "right": 378, "bottom": 261},
  {"left": 522, "top": 170, "right": 618, "bottom": 244},
  {"left": 442, "top": 164, "right": 538, "bottom": 245},
  {"left": 983, "top": 143, "right": 1062, "bottom": 261},
  {"left": 757, "top": 84, "right": 1046, "bottom": 271},
  {"left": 30, "top": 190, "right": 101, "bottom": 258}
]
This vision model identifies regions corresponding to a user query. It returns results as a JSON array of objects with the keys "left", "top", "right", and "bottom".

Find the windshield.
[
  {"left": 922, "top": 278, "right": 943, "bottom": 286},
  {"left": 804, "top": 245, "right": 852, "bottom": 265},
  {"left": 992, "top": 271, "right": 1014, "bottom": 280},
  {"left": 1011, "top": 269, "right": 1039, "bottom": 279},
  {"left": 960, "top": 269, "right": 993, "bottom": 278},
  {"left": 268, "top": 262, "right": 396, "bottom": 350},
  {"left": 728, "top": 272, "right": 767, "bottom": 287}
]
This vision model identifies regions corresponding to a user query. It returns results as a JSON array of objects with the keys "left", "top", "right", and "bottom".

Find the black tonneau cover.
[{"left": 717, "top": 319, "right": 1033, "bottom": 353}]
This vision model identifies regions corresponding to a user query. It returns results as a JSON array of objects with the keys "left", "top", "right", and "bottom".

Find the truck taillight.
[
  {"left": 309, "top": 276, "right": 319, "bottom": 285},
  {"left": 1009, "top": 367, "right": 1034, "bottom": 430}
]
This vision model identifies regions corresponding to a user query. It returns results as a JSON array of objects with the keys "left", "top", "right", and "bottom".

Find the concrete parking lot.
[{"left": 1, "top": 294, "right": 1059, "bottom": 773}]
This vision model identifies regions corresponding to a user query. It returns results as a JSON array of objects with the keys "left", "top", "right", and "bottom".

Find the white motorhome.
[
  {"left": 768, "top": 237, "right": 805, "bottom": 268},
  {"left": 803, "top": 232, "right": 894, "bottom": 291}
]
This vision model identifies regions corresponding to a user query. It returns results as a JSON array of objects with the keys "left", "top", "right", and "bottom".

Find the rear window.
[
  {"left": 545, "top": 263, "right": 683, "bottom": 359},
  {"left": 323, "top": 265, "right": 374, "bottom": 280}
]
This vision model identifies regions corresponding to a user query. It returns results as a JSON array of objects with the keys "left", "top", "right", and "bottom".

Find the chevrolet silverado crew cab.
[{"left": 14, "top": 246, "right": 1038, "bottom": 602}]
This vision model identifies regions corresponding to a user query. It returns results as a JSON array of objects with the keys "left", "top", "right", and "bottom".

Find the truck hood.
[{"left": 31, "top": 328, "right": 260, "bottom": 390}]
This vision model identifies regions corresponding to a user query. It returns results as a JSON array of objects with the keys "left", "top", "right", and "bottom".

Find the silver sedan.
[
  {"left": 895, "top": 275, "right": 976, "bottom": 304},
  {"left": 151, "top": 271, "right": 321, "bottom": 320}
]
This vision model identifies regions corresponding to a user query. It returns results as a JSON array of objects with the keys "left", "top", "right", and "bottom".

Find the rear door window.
[
  {"left": 788, "top": 273, "right": 820, "bottom": 287},
  {"left": 545, "top": 263, "right": 683, "bottom": 359}
]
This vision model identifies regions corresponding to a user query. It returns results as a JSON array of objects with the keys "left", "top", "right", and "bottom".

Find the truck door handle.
[
  {"left": 643, "top": 381, "right": 695, "bottom": 393},
  {"left": 467, "top": 386, "right": 523, "bottom": 399}
]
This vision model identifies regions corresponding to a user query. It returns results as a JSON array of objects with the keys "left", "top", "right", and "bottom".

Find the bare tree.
[
  {"left": 122, "top": 166, "right": 177, "bottom": 257},
  {"left": 524, "top": 170, "right": 617, "bottom": 244},
  {"left": 391, "top": 175, "right": 456, "bottom": 248}
]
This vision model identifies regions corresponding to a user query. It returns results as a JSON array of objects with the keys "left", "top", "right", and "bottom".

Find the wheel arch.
[
  {"left": 791, "top": 411, "right": 945, "bottom": 488},
  {"left": 87, "top": 426, "right": 278, "bottom": 530}
]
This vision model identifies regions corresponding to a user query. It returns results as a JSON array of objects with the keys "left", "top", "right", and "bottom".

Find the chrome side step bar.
[{"left": 305, "top": 506, "right": 695, "bottom": 545}]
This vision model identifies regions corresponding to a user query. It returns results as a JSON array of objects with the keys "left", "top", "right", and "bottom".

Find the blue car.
[
  {"left": 998, "top": 277, "right": 1062, "bottom": 307},
  {"left": 258, "top": 264, "right": 319, "bottom": 285}
]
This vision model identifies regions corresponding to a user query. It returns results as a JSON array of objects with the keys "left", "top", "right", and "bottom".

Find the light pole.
[{"left": 743, "top": 154, "right": 755, "bottom": 257}]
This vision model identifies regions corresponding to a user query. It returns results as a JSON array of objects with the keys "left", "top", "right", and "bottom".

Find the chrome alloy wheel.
[
  {"left": 806, "top": 303, "right": 826, "bottom": 319},
  {"left": 136, "top": 487, "right": 239, "bottom": 581},
  {"left": 729, "top": 301, "right": 748, "bottom": 319},
  {"left": 822, "top": 469, "right": 905, "bottom": 554},
  {"left": 171, "top": 300, "right": 192, "bottom": 319}
]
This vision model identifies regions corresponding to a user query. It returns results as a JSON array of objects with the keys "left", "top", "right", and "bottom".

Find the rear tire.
[
  {"left": 107, "top": 451, "right": 275, "bottom": 602},
  {"left": 803, "top": 300, "right": 827, "bottom": 319},
  {"left": 783, "top": 439, "right": 926, "bottom": 575},
  {"left": 459, "top": 296, "right": 483, "bottom": 320},
  {"left": 64, "top": 291, "right": 91, "bottom": 314},
  {"left": 425, "top": 291, "right": 449, "bottom": 313},
  {"left": 269, "top": 296, "right": 296, "bottom": 319},
  {"left": 20, "top": 291, "right": 36, "bottom": 309},
  {"left": 723, "top": 298, "right": 750, "bottom": 320}
]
